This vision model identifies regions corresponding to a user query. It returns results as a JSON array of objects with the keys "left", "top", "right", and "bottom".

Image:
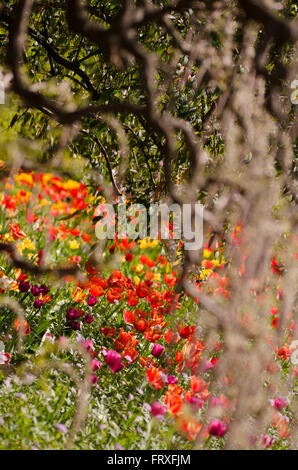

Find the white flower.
[
  {"left": 0, "top": 351, "right": 11, "bottom": 365},
  {"left": 0, "top": 276, "right": 12, "bottom": 290}
]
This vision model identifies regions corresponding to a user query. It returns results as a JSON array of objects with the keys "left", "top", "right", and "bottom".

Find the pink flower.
[
  {"left": 210, "top": 397, "right": 224, "bottom": 407},
  {"left": 81, "top": 339, "right": 94, "bottom": 352},
  {"left": 167, "top": 375, "right": 178, "bottom": 384},
  {"left": 91, "top": 359, "right": 102, "bottom": 372},
  {"left": 152, "top": 343, "right": 165, "bottom": 358},
  {"left": 44, "top": 333, "right": 55, "bottom": 344},
  {"left": 87, "top": 295, "right": 98, "bottom": 307},
  {"left": 189, "top": 396, "right": 204, "bottom": 409},
  {"left": 270, "top": 307, "right": 278, "bottom": 316},
  {"left": 202, "top": 360, "right": 214, "bottom": 371},
  {"left": 208, "top": 419, "right": 228, "bottom": 437},
  {"left": 58, "top": 336, "right": 69, "bottom": 348},
  {"left": 105, "top": 350, "right": 124, "bottom": 373},
  {"left": 273, "top": 397, "right": 288, "bottom": 411},
  {"left": 150, "top": 401, "right": 166, "bottom": 418},
  {"left": 261, "top": 434, "right": 275, "bottom": 448},
  {"left": 91, "top": 374, "right": 98, "bottom": 385}
]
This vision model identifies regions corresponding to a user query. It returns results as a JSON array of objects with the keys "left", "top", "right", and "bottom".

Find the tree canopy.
[{"left": 0, "top": 0, "right": 297, "bottom": 451}]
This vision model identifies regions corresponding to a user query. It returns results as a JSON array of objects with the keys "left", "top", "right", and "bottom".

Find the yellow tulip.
[
  {"left": 69, "top": 240, "right": 79, "bottom": 250},
  {"left": 135, "top": 264, "right": 143, "bottom": 274}
]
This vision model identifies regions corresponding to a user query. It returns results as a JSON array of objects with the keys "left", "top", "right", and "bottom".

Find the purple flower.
[
  {"left": 31, "top": 285, "right": 40, "bottom": 296},
  {"left": 66, "top": 308, "right": 81, "bottom": 321},
  {"left": 115, "top": 444, "right": 124, "bottom": 450},
  {"left": 105, "top": 350, "right": 124, "bottom": 373},
  {"left": 33, "top": 298, "right": 43, "bottom": 309},
  {"left": 208, "top": 419, "right": 228, "bottom": 437},
  {"left": 87, "top": 295, "right": 98, "bottom": 307},
  {"left": 39, "top": 284, "right": 50, "bottom": 295},
  {"left": 55, "top": 423, "right": 67, "bottom": 435},
  {"left": 70, "top": 321, "right": 80, "bottom": 330},
  {"left": 152, "top": 343, "right": 165, "bottom": 358},
  {"left": 150, "top": 401, "right": 166, "bottom": 418},
  {"left": 143, "top": 403, "right": 152, "bottom": 412},
  {"left": 84, "top": 314, "right": 94, "bottom": 324},
  {"left": 19, "top": 280, "right": 30, "bottom": 292},
  {"left": 15, "top": 393, "right": 26, "bottom": 401}
]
